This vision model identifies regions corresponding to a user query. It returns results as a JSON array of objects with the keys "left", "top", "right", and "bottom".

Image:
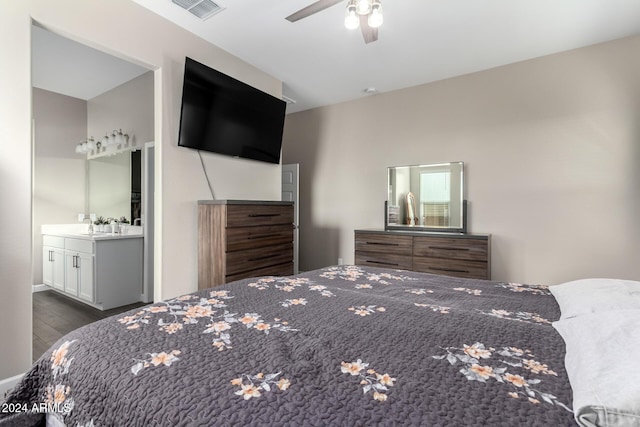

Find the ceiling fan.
[{"left": 286, "top": 0, "right": 383, "bottom": 44}]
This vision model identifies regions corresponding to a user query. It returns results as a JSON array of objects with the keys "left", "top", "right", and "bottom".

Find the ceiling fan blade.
[
  {"left": 286, "top": 0, "right": 344, "bottom": 22},
  {"left": 359, "top": 14, "right": 378, "bottom": 44}
]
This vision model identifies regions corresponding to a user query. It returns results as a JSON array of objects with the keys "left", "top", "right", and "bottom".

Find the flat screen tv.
[{"left": 177, "top": 57, "right": 286, "bottom": 164}]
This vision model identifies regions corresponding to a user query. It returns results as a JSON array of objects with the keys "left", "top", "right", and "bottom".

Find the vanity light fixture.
[
  {"left": 75, "top": 137, "right": 96, "bottom": 153},
  {"left": 344, "top": 0, "right": 383, "bottom": 30},
  {"left": 112, "top": 129, "right": 129, "bottom": 146},
  {"left": 74, "top": 130, "right": 132, "bottom": 159}
]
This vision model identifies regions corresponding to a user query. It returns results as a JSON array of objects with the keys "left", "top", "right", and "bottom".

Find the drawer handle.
[
  {"left": 367, "top": 242, "right": 400, "bottom": 247},
  {"left": 249, "top": 255, "right": 275, "bottom": 262},
  {"left": 248, "top": 213, "right": 280, "bottom": 218},
  {"left": 430, "top": 267, "right": 469, "bottom": 274},
  {"left": 429, "top": 246, "right": 469, "bottom": 251},
  {"left": 248, "top": 234, "right": 279, "bottom": 240},
  {"left": 368, "top": 260, "right": 399, "bottom": 267}
]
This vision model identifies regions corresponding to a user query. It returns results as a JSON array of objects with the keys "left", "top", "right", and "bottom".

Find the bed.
[{"left": 1, "top": 265, "right": 638, "bottom": 426}]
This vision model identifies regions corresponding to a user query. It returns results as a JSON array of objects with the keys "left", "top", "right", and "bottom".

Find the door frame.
[{"left": 282, "top": 163, "right": 299, "bottom": 274}]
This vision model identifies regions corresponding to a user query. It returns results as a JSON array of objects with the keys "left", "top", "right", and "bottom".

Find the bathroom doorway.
[{"left": 31, "top": 22, "right": 156, "bottom": 357}]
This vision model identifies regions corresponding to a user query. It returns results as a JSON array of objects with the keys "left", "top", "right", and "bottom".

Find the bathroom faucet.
[
  {"left": 133, "top": 218, "right": 142, "bottom": 226},
  {"left": 83, "top": 217, "right": 94, "bottom": 234}
]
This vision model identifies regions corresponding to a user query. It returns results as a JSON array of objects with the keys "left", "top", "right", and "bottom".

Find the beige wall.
[
  {"left": 32, "top": 88, "right": 88, "bottom": 286},
  {"left": 0, "top": 0, "right": 282, "bottom": 381},
  {"left": 282, "top": 35, "right": 640, "bottom": 286}
]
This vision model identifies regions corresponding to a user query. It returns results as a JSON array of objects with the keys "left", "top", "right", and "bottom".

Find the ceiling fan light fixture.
[
  {"left": 368, "top": 1, "right": 383, "bottom": 28},
  {"left": 345, "top": 1, "right": 360, "bottom": 29},
  {"left": 356, "top": 0, "right": 372, "bottom": 15}
]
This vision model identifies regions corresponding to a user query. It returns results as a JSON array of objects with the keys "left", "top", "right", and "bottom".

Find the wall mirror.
[
  {"left": 88, "top": 151, "right": 141, "bottom": 222},
  {"left": 386, "top": 162, "right": 466, "bottom": 233}
]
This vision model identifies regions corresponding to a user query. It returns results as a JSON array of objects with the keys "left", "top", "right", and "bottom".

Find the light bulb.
[
  {"left": 368, "top": 2, "right": 383, "bottom": 28},
  {"left": 345, "top": 3, "right": 359, "bottom": 29},
  {"left": 113, "top": 129, "right": 122, "bottom": 145},
  {"left": 356, "top": 0, "right": 371, "bottom": 15},
  {"left": 75, "top": 143, "right": 83, "bottom": 154}
]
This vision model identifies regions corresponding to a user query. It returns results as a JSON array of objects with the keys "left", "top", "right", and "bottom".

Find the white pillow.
[
  {"left": 553, "top": 310, "right": 640, "bottom": 427},
  {"left": 549, "top": 278, "right": 640, "bottom": 320}
]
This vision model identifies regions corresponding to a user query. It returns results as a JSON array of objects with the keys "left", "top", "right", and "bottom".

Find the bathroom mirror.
[
  {"left": 88, "top": 151, "right": 141, "bottom": 222},
  {"left": 386, "top": 162, "right": 466, "bottom": 233}
]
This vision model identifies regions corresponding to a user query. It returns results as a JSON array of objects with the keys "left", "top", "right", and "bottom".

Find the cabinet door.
[
  {"left": 42, "top": 246, "right": 53, "bottom": 287},
  {"left": 52, "top": 248, "right": 65, "bottom": 291},
  {"left": 64, "top": 253, "right": 79, "bottom": 297},
  {"left": 78, "top": 253, "right": 94, "bottom": 303}
]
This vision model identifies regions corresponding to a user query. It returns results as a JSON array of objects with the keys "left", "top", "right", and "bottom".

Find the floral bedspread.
[{"left": 1, "top": 266, "right": 575, "bottom": 426}]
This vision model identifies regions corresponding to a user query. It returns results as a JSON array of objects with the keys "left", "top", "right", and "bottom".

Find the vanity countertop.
[
  {"left": 41, "top": 224, "right": 143, "bottom": 241},
  {"left": 43, "top": 231, "right": 143, "bottom": 241}
]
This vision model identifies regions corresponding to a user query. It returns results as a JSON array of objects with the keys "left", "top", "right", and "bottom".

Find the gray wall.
[{"left": 282, "top": 34, "right": 640, "bottom": 286}]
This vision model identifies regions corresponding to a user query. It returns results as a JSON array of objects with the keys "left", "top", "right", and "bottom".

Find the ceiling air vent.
[{"left": 172, "top": 0, "right": 225, "bottom": 20}]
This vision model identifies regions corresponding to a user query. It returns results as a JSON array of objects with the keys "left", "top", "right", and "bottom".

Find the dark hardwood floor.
[{"left": 32, "top": 290, "right": 149, "bottom": 362}]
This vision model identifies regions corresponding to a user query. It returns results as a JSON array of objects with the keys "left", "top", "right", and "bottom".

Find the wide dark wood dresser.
[{"left": 355, "top": 229, "right": 491, "bottom": 280}]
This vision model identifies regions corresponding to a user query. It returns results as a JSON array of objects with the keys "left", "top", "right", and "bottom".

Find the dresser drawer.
[
  {"left": 227, "top": 205, "right": 293, "bottom": 228},
  {"left": 413, "top": 236, "right": 488, "bottom": 261},
  {"left": 355, "top": 232, "right": 412, "bottom": 256},
  {"left": 226, "top": 224, "right": 293, "bottom": 252},
  {"left": 226, "top": 262, "right": 294, "bottom": 283},
  {"left": 355, "top": 251, "right": 412, "bottom": 270},
  {"left": 413, "top": 257, "right": 488, "bottom": 280},
  {"left": 226, "top": 243, "right": 294, "bottom": 276}
]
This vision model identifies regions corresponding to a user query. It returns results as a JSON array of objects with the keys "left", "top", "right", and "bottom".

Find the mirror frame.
[{"left": 385, "top": 162, "right": 467, "bottom": 234}]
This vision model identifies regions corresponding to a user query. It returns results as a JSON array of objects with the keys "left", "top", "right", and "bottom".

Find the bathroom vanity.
[{"left": 42, "top": 227, "right": 143, "bottom": 310}]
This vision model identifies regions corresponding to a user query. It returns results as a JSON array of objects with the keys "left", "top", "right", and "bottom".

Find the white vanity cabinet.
[{"left": 42, "top": 233, "right": 143, "bottom": 310}]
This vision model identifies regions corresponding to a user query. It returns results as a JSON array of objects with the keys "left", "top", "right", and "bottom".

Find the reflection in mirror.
[
  {"left": 88, "top": 151, "right": 142, "bottom": 222},
  {"left": 387, "top": 162, "right": 465, "bottom": 232},
  {"left": 406, "top": 192, "right": 418, "bottom": 225}
]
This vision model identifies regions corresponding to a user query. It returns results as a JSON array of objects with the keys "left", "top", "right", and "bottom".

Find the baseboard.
[
  {"left": 32, "top": 284, "right": 51, "bottom": 293},
  {"left": 0, "top": 373, "right": 24, "bottom": 401}
]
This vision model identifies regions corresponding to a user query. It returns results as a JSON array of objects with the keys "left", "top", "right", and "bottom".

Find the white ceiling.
[
  {"left": 31, "top": 24, "right": 149, "bottom": 100},
  {"left": 33, "top": 1, "right": 640, "bottom": 113},
  {"left": 132, "top": 0, "right": 640, "bottom": 113}
]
